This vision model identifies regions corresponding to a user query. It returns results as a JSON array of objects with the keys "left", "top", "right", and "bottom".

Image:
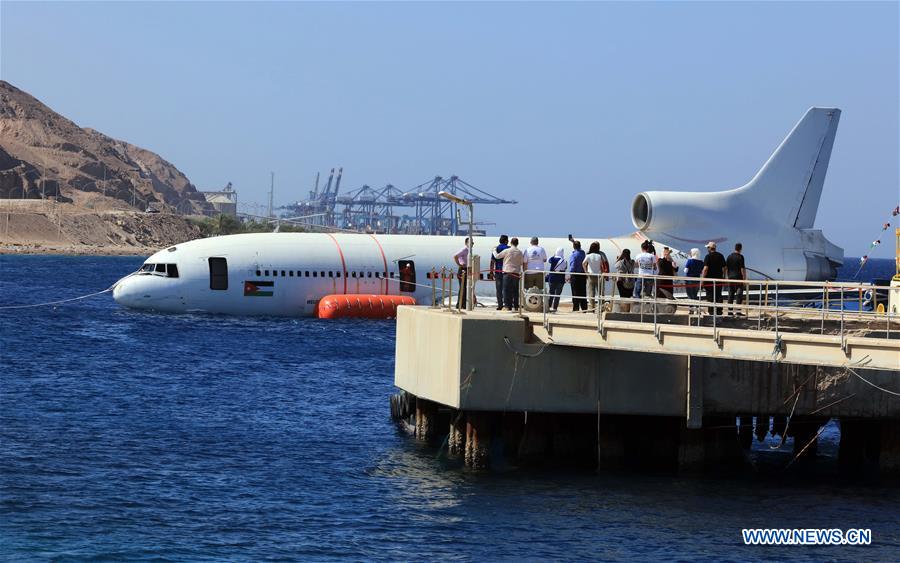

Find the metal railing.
[
  {"left": 512, "top": 269, "right": 899, "bottom": 343},
  {"left": 424, "top": 264, "right": 898, "bottom": 342}
]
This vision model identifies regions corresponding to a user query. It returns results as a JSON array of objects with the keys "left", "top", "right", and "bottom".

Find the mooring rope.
[
  {"left": 0, "top": 285, "right": 116, "bottom": 310},
  {"left": 846, "top": 366, "right": 900, "bottom": 397}
]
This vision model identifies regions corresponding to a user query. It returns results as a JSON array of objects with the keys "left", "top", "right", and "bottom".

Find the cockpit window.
[{"left": 139, "top": 263, "right": 180, "bottom": 278}]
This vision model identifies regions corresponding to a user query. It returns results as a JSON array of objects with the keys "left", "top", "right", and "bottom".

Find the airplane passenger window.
[
  {"left": 208, "top": 257, "right": 228, "bottom": 290},
  {"left": 281, "top": 270, "right": 286, "bottom": 277},
  {"left": 289, "top": 271, "right": 294, "bottom": 277},
  {"left": 313, "top": 271, "right": 317, "bottom": 278},
  {"left": 321, "top": 271, "right": 325, "bottom": 278},
  {"left": 305, "top": 271, "right": 309, "bottom": 277},
  {"left": 328, "top": 271, "right": 333, "bottom": 278},
  {"left": 351, "top": 272, "right": 356, "bottom": 278},
  {"left": 265, "top": 270, "right": 270, "bottom": 276},
  {"left": 336, "top": 272, "right": 341, "bottom": 278},
  {"left": 256, "top": 270, "right": 261, "bottom": 277},
  {"left": 367, "top": 272, "right": 372, "bottom": 278},
  {"left": 167, "top": 264, "right": 179, "bottom": 278}
]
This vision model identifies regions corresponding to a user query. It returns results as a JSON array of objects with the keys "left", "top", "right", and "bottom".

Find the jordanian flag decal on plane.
[{"left": 244, "top": 280, "right": 274, "bottom": 297}]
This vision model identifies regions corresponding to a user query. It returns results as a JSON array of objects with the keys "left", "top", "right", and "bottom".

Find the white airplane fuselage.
[{"left": 113, "top": 233, "right": 638, "bottom": 316}]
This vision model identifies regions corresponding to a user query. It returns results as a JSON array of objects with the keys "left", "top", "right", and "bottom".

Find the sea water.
[{"left": 1, "top": 255, "right": 897, "bottom": 560}]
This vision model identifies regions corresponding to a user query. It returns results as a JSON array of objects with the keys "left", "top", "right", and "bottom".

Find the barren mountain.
[{"left": 0, "top": 80, "right": 211, "bottom": 213}]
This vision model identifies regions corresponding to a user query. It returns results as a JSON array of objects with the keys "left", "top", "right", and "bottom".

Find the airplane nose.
[
  {"left": 112, "top": 275, "right": 142, "bottom": 308},
  {"left": 112, "top": 278, "right": 130, "bottom": 306}
]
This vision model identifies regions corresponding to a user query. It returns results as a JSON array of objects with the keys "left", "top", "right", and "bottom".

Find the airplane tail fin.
[
  {"left": 739, "top": 107, "right": 840, "bottom": 228},
  {"left": 631, "top": 107, "right": 844, "bottom": 280}
]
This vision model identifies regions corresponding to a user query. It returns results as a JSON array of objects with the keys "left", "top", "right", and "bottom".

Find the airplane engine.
[{"left": 631, "top": 191, "right": 732, "bottom": 243}]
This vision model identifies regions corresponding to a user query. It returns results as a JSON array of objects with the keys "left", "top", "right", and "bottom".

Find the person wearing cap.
[
  {"left": 701, "top": 241, "right": 726, "bottom": 315},
  {"left": 683, "top": 248, "right": 704, "bottom": 308}
]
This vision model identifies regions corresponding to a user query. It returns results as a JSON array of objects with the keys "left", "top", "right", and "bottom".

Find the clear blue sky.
[{"left": 2, "top": 1, "right": 897, "bottom": 255}]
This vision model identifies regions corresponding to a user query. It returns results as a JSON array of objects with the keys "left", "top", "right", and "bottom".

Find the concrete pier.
[{"left": 393, "top": 306, "right": 900, "bottom": 474}]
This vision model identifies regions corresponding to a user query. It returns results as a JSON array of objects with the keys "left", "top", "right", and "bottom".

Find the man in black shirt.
[
  {"left": 701, "top": 241, "right": 726, "bottom": 316},
  {"left": 656, "top": 246, "right": 677, "bottom": 299},
  {"left": 726, "top": 242, "right": 747, "bottom": 316}
]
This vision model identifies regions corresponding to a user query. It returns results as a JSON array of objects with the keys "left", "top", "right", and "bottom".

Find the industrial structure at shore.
[{"left": 280, "top": 169, "right": 516, "bottom": 235}]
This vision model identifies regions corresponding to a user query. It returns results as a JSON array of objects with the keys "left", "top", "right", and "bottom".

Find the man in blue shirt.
[
  {"left": 490, "top": 235, "right": 510, "bottom": 311},
  {"left": 567, "top": 240, "right": 587, "bottom": 311}
]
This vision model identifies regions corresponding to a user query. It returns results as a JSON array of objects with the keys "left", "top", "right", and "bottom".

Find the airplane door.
[{"left": 398, "top": 260, "right": 416, "bottom": 293}]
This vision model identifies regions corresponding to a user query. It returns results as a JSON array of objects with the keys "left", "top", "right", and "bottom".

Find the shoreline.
[{"left": 0, "top": 243, "right": 155, "bottom": 256}]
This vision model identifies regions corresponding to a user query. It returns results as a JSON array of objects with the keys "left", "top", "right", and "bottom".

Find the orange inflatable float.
[{"left": 316, "top": 294, "right": 417, "bottom": 319}]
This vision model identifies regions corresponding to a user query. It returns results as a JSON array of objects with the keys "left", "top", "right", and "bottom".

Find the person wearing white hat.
[{"left": 701, "top": 241, "right": 726, "bottom": 315}]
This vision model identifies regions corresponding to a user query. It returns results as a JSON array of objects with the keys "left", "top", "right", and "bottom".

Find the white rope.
[
  {"left": 0, "top": 286, "right": 115, "bottom": 310},
  {"left": 846, "top": 367, "right": 900, "bottom": 397}
]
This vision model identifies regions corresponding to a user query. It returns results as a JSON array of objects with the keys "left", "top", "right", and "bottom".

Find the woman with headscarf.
[
  {"left": 683, "top": 247, "right": 704, "bottom": 308},
  {"left": 546, "top": 247, "right": 567, "bottom": 312},
  {"left": 614, "top": 248, "right": 635, "bottom": 312}
]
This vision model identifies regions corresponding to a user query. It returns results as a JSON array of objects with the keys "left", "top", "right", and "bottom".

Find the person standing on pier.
[
  {"left": 546, "top": 247, "right": 567, "bottom": 312},
  {"left": 453, "top": 238, "right": 471, "bottom": 309},
  {"left": 523, "top": 237, "right": 548, "bottom": 291},
  {"left": 495, "top": 237, "right": 524, "bottom": 311},
  {"left": 614, "top": 249, "right": 635, "bottom": 312},
  {"left": 701, "top": 241, "right": 726, "bottom": 316},
  {"left": 490, "top": 235, "right": 510, "bottom": 311},
  {"left": 683, "top": 248, "right": 704, "bottom": 309},
  {"left": 634, "top": 241, "right": 658, "bottom": 299},
  {"left": 726, "top": 242, "right": 748, "bottom": 316},
  {"left": 583, "top": 241, "right": 608, "bottom": 311},
  {"left": 567, "top": 240, "right": 587, "bottom": 311},
  {"left": 656, "top": 246, "right": 677, "bottom": 299}
]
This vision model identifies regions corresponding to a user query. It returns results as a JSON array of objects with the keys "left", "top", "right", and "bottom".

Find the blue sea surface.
[{"left": 1, "top": 255, "right": 898, "bottom": 560}]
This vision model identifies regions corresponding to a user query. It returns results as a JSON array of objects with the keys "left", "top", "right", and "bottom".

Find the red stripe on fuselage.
[
  {"left": 368, "top": 234, "right": 389, "bottom": 294},
  {"left": 326, "top": 233, "right": 348, "bottom": 294}
]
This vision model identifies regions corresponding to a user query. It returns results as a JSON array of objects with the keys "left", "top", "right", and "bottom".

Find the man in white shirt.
[
  {"left": 633, "top": 240, "right": 658, "bottom": 298},
  {"left": 453, "top": 238, "right": 471, "bottom": 309},
  {"left": 495, "top": 237, "right": 525, "bottom": 310},
  {"left": 523, "top": 237, "right": 547, "bottom": 290}
]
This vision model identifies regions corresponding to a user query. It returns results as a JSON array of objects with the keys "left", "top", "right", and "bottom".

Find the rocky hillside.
[
  {"left": 0, "top": 200, "right": 203, "bottom": 255},
  {"left": 0, "top": 81, "right": 211, "bottom": 213}
]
